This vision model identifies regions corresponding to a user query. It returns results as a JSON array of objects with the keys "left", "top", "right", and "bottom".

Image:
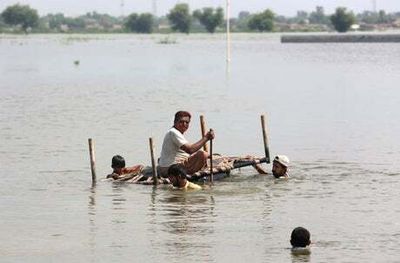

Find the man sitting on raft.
[{"left": 158, "top": 111, "right": 215, "bottom": 177}]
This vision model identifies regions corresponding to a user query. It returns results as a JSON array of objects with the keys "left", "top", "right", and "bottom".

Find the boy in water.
[
  {"left": 107, "top": 155, "right": 143, "bottom": 180},
  {"left": 290, "top": 227, "right": 311, "bottom": 254},
  {"left": 167, "top": 163, "right": 202, "bottom": 190}
]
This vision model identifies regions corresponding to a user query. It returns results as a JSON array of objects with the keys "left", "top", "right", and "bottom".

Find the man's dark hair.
[
  {"left": 174, "top": 111, "right": 191, "bottom": 124},
  {"left": 111, "top": 155, "right": 126, "bottom": 169},
  {"left": 290, "top": 227, "right": 311, "bottom": 248},
  {"left": 167, "top": 163, "right": 187, "bottom": 179}
]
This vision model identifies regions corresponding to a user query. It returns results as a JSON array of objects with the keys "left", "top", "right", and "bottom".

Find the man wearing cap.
[
  {"left": 272, "top": 155, "right": 290, "bottom": 178},
  {"left": 158, "top": 111, "right": 215, "bottom": 177}
]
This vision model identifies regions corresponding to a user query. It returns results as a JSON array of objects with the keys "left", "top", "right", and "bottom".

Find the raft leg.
[
  {"left": 200, "top": 115, "right": 209, "bottom": 153},
  {"left": 149, "top": 137, "right": 159, "bottom": 185},
  {"left": 210, "top": 129, "right": 213, "bottom": 185},
  {"left": 261, "top": 115, "right": 271, "bottom": 164},
  {"left": 88, "top": 138, "right": 96, "bottom": 184}
]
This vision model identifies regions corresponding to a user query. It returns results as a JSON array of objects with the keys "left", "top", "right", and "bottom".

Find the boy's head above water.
[
  {"left": 290, "top": 227, "right": 311, "bottom": 248},
  {"left": 167, "top": 163, "right": 187, "bottom": 187},
  {"left": 111, "top": 155, "right": 126, "bottom": 174}
]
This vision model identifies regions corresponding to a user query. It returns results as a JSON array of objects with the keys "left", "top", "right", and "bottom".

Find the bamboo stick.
[
  {"left": 200, "top": 115, "right": 209, "bottom": 152},
  {"left": 233, "top": 157, "right": 267, "bottom": 169},
  {"left": 226, "top": 0, "right": 231, "bottom": 63},
  {"left": 149, "top": 137, "right": 158, "bottom": 185},
  {"left": 189, "top": 157, "right": 268, "bottom": 179},
  {"left": 88, "top": 138, "right": 96, "bottom": 183},
  {"left": 209, "top": 129, "right": 213, "bottom": 184},
  {"left": 261, "top": 115, "right": 271, "bottom": 164}
]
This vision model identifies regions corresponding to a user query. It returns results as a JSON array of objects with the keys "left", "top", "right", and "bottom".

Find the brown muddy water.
[{"left": 1, "top": 34, "right": 400, "bottom": 262}]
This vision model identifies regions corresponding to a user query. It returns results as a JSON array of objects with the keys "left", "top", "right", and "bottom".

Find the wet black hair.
[
  {"left": 290, "top": 227, "right": 311, "bottom": 248},
  {"left": 167, "top": 163, "right": 187, "bottom": 179},
  {"left": 111, "top": 155, "right": 125, "bottom": 169}
]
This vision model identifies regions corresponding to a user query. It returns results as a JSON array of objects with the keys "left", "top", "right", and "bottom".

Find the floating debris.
[{"left": 157, "top": 36, "right": 177, "bottom": 44}]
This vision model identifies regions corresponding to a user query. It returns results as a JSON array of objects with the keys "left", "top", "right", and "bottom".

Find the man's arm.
[
  {"left": 181, "top": 130, "right": 215, "bottom": 154},
  {"left": 252, "top": 164, "right": 268, "bottom": 174}
]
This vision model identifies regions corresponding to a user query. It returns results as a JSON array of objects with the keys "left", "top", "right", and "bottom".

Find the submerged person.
[
  {"left": 251, "top": 154, "right": 290, "bottom": 178},
  {"left": 272, "top": 155, "right": 290, "bottom": 178},
  {"left": 167, "top": 164, "right": 202, "bottom": 190},
  {"left": 158, "top": 111, "right": 215, "bottom": 177},
  {"left": 290, "top": 227, "right": 311, "bottom": 255},
  {"left": 107, "top": 155, "right": 143, "bottom": 179}
]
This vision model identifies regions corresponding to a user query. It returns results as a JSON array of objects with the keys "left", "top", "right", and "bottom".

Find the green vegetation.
[
  {"left": 124, "top": 13, "right": 154, "bottom": 33},
  {"left": 309, "top": 6, "right": 330, "bottom": 25},
  {"left": 233, "top": 11, "right": 252, "bottom": 32},
  {"left": 193, "top": 7, "right": 224, "bottom": 33},
  {"left": 357, "top": 10, "right": 396, "bottom": 24},
  {"left": 1, "top": 4, "right": 39, "bottom": 32},
  {"left": 1, "top": 3, "right": 400, "bottom": 34},
  {"left": 157, "top": 36, "right": 177, "bottom": 44},
  {"left": 0, "top": 16, "right": 5, "bottom": 32},
  {"left": 248, "top": 9, "right": 275, "bottom": 32},
  {"left": 39, "top": 12, "right": 121, "bottom": 33},
  {"left": 167, "top": 3, "right": 191, "bottom": 33},
  {"left": 330, "top": 7, "right": 356, "bottom": 32}
]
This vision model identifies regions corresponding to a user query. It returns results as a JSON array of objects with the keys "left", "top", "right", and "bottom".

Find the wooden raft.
[{"left": 106, "top": 155, "right": 268, "bottom": 185}]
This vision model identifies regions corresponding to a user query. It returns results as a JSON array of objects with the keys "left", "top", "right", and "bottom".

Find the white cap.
[{"left": 273, "top": 155, "right": 290, "bottom": 167}]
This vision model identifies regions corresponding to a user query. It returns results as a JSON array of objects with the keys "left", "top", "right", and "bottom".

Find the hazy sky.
[{"left": 0, "top": 0, "right": 398, "bottom": 17}]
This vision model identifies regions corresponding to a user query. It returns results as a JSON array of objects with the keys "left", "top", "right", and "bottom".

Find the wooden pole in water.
[
  {"left": 149, "top": 137, "right": 159, "bottom": 185},
  {"left": 261, "top": 115, "right": 271, "bottom": 164},
  {"left": 226, "top": 0, "right": 231, "bottom": 63},
  {"left": 88, "top": 138, "right": 96, "bottom": 183},
  {"left": 209, "top": 129, "right": 214, "bottom": 184},
  {"left": 200, "top": 115, "right": 209, "bottom": 152}
]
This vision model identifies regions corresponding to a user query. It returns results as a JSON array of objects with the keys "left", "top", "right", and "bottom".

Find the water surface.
[{"left": 1, "top": 34, "right": 400, "bottom": 262}]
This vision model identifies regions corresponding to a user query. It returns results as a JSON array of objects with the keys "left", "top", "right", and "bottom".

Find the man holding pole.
[{"left": 158, "top": 111, "right": 215, "bottom": 177}]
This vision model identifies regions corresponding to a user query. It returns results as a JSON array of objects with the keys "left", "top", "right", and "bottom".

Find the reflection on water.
[
  {"left": 88, "top": 186, "right": 97, "bottom": 262},
  {"left": 160, "top": 192, "right": 216, "bottom": 234},
  {"left": 154, "top": 190, "right": 216, "bottom": 262},
  {"left": 291, "top": 253, "right": 311, "bottom": 263}
]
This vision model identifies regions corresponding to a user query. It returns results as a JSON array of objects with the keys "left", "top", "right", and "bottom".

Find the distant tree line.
[
  {"left": 1, "top": 4, "right": 38, "bottom": 33},
  {"left": 1, "top": 3, "right": 400, "bottom": 34}
]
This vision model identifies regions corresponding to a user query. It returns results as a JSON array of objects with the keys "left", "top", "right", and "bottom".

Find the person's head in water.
[
  {"left": 290, "top": 227, "right": 311, "bottom": 248},
  {"left": 167, "top": 163, "right": 187, "bottom": 188},
  {"left": 272, "top": 155, "right": 289, "bottom": 178},
  {"left": 111, "top": 155, "right": 126, "bottom": 174}
]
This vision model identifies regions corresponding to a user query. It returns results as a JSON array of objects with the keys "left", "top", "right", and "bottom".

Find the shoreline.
[{"left": 281, "top": 33, "right": 400, "bottom": 43}]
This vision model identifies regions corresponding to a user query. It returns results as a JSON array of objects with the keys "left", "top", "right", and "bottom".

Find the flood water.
[{"left": 1, "top": 33, "right": 400, "bottom": 262}]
